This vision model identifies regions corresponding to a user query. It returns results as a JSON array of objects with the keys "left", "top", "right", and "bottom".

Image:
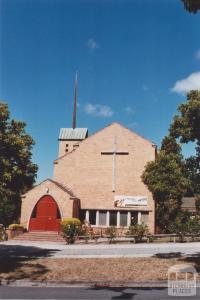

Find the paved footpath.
[{"left": 1, "top": 240, "right": 200, "bottom": 258}]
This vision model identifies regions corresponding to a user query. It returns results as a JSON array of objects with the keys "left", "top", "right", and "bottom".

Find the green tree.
[
  {"left": 168, "top": 211, "right": 191, "bottom": 242},
  {"left": 0, "top": 102, "right": 38, "bottom": 226},
  {"left": 181, "top": 0, "right": 200, "bottom": 14},
  {"left": 170, "top": 90, "right": 200, "bottom": 194},
  {"left": 170, "top": 91, "right": 200, "bottom": 143},
  {"left": 142, "top": 136, "right": 189, "bottom": 232},
  {"left": 184, "top": 145, "right": 200, "bottom": 195}
]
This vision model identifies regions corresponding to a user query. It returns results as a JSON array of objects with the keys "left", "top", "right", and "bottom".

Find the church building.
[{"left": 20, "top": 80, "right": 157, "bottom": 234}]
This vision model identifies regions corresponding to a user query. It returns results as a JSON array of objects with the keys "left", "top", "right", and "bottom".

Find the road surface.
[
  {"left": 0, "top": 286, "right": 200, "bottom": 300},
  {"left": 1, "top": 240, "right": 200, "bottom": 258}
]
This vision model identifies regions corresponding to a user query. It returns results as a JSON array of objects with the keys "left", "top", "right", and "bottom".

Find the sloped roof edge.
[
  {"left": 54, "top": 122, "right": 156, "bottom": 162},
  {"left": 22, "top": 178, "right": 78, "bottom": 199}
]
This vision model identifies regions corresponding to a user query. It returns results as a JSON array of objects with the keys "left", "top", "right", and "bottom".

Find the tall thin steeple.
[{"left": 72, "top": 72, "right": 78, "bottom": 129}]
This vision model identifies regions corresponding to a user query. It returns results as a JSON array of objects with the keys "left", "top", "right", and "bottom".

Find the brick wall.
[
  {"left": 20, "top": 180, "right": 75, "bottom": 229},
  {"left": 54, "top": 123, "right": 156, "bottom": 233}
]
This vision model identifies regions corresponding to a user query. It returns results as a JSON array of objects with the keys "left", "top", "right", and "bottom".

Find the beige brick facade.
[
  {"left": 20, "top": 179, "right": 79, "bottom": 229},
  {"left": 21, "top": 122, "right": 156, "bottom": 233}
]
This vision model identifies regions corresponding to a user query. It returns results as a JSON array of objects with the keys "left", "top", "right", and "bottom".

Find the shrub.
[
  {"left": 60, "top": 218, "right": 81, "bottom": 244},
  {"left": 126, "top": 224, "right": 149, "bottom": 242},
  {"left": 168, "top": 211, "right": 191, "bottom": 242},
  {"left": 187, "top": 215, "right": 200, "bottom": 236},
  {"left": 81, "top": 221, "right": 94, "bottom": 237},
  {"left": 195, "top": 196, "right": 200, "bottom": 214},
  {"left": 8, "top": 224, "right": 24, "bottom": 230},
  {"left": 0, "top": 224, "right": 8, "bottom": 241},
  {"left": 105, "top": 226, "right": 117, "bottom": 243}
]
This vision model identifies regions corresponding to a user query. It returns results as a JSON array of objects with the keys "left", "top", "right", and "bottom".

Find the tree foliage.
[
  {"left": 170, "top": 90, "right": 200, "bottom": 194},
  {"left": 142, "top": 136, "right": 189, "bottom": 232},
  {"left": 0, "top": 102, "right": 38, "bottom": 225},
  {"left": 142, "top": 91, "right": 200, "bottom": 232},
  {"left": 170, "top": 91, "right": 200, "bottom": 143},
  {"left": 181, "top": 0, "right": 200, "bottom": 14}
]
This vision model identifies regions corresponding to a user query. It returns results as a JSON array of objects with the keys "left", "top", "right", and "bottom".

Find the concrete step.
[{"left": 13, "top": 231, "right": 65, "bottom": 242}]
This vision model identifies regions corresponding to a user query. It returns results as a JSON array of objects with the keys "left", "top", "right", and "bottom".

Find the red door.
[{"left": 29, "top": 196, "right": 61, "bottom": 231}]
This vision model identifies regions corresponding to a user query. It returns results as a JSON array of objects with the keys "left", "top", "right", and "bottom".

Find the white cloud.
[
  {"left": 87, "top": 39, "right": 99, "bottom": 51},
  {"left": 196, "top": 49, "right": 200, "bottom": 60},
  {"left": 123, "top": 106, "right": 134, "bottom": 114},
  {"left": 171, "top": 72, "right": 200, "bottom": 94},
  {"left": 84, "top": 103, "right": 114, "bottom": 117}
]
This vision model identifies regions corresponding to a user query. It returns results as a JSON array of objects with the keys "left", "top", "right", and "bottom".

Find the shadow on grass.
[
  {"left": 181, "top": 253, "right": 200, "bottom": 273},
  {"left": 154, "top": 252, "right": 182, "bottom": 259},
  {"left": 154, "top": 251, "right": 200, "bottom": 274},
  {"left": 0, "top": 244, "right": 59, "bottom": 280}
]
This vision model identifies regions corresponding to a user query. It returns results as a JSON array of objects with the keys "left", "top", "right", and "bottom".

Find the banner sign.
[{"left": 114, "top": 195, "right": 148, "bottom": 207}]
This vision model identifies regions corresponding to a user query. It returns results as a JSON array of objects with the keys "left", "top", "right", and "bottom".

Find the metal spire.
[{"left": 72, "top": 72, "right": 78, "bottom": 129}]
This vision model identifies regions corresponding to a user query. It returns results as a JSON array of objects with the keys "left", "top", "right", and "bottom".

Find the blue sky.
[{"left": 1, "top": 0, "right": 200, "bottom": 182}]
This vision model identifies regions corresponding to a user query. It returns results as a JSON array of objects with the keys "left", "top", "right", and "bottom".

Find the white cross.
[{"left": 101, "top": 136, "right": 129, "bottom": 192}]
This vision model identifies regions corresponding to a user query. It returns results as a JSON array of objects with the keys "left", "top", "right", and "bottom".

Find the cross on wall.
[{"left": 101, "top": 136, "right": 129, "bottom": 192}]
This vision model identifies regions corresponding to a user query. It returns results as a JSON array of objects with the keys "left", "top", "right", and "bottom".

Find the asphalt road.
[
  {"left": 2, "top": 241, "right": 200, "bottom": 258},
  {"left": 0, "top": 287, "right": 200, "bottom": 300}
]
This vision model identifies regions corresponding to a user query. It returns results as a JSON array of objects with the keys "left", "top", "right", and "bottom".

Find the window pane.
[
  {"left": 141, "top": 212, "right": 149, "bottom": 225},
  {"left": 120, "top": 212, "right": 127, "bottom": 227},
  {"left": 89, "top": 210, "right": 96, "bottom": 225},
  {"left": 79, "top": 210, "right": 86, "bottom": 223},
  {"left": 131, "top": 211, "right": 138, "bottom": 225},
  {"left": 99, "top": 211, "right": 107, "bottom": 226},
  {"left": 110, "top": 211, "right": 117, "bottom": 226}
]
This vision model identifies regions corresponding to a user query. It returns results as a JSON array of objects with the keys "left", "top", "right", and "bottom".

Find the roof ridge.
[
  {"left": 55, "top": 122, "right": 156, "bottom": 162},
  {"left": 22, "top": 178, "right": 78, "bottom": 199},
  {"left": 49, "top": 179, "right": 78, "bottom": 198}
]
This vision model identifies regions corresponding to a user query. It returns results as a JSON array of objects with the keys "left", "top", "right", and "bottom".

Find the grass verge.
[{"left": 1, "top": 256, "right": 200, "bottom": 282}]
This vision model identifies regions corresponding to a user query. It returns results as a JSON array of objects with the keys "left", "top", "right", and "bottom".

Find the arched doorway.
[{"left": 29, "top": 195, "right": 61, "bottom": 231}]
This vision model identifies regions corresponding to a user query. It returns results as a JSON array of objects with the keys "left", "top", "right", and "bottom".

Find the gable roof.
[
  {"left": 55, "top": 122, "right": 156, "bottom": 162},
  {"left": 23, "top": 178, "right": 78, "bottom": 199},
  {"left": 59, "top": 128, "right": 88, "bottom": 140}
]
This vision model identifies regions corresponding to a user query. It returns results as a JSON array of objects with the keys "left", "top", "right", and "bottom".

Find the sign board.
[{"left": 114, "top": 196, "right": 148, "bottom": 207}]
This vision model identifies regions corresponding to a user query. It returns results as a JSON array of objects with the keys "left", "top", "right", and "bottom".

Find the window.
[
  {"left": 110, "top": 211, "right": 117, "bottom": 226},
  {"left": 99, "top": 211, "right": 107, "bottom": 226},
  {"left": 79, "top": 210, "right": 86, "bottom": 222},
  {"left": 120, "top": 212, "right": 127, "bottom": 227},
  {"left": 131, "top": 211, "right": 138, "bottom": 225},
  {"left": 141, "top": 212, "right": 149, "bottom": 225},
  {"left": 89, "top": 210, "right": 96, "bottom": 225}
]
